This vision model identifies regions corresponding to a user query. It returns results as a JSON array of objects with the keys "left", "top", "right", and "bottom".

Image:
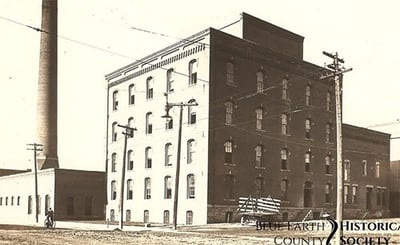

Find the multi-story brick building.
[{"left": 105, "top": 13, "right": 391, "bottom": 225}]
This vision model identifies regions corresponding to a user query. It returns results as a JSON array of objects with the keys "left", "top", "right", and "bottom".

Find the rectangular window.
[
  {"left": 144, "top": 178, "right": 151, "bottom": 199},
  {"left": 165, "top": 177, "right": 172, "bottom": 199},
  {"left": 305, "top": 119, "right": 311, "bottom": 139},
  {"left": 66, "top": 196, "right": 74, "bottom": 216},
  {"left": 344, "top": 160, "right": 351, "bottom": 181},
  {"left": 189, "top": 60, "right": 198, "bottom": 86},
  {"left": 28, "top": 196, "right": 32, "bottom": 214},
  {"left": 255, "top": 145, "right": 263, "bottom": 168},
  {"left": 224, "top": 141, "right": 233, "bottom": 164},
  {"left": 187, "top": 174, "right": 195, "bottom": 199},
  {"left": 344, "top": 185, "right": 349, "bottom": 204},
  {"left": 375, "top": 162, "right": 380, "bottom": 178},
  {"left": 281, "top": 148, "right": 288, "bottom": 170},
  {"left": 144, "top": 210, "right": 149, "bottom": 223},
  {"left": 166, "top": 69, "right": 174, "bottom": 93},
  {"left": 362, "top": 160, "right": 368, "bottom": 176},
  {"left": 146, "top": 77, "right": 154, "bottom": 100},
  {"left": 280, "top": 179, "right": 288, "bottom": 200},
  {"left": 226, "top": 62, "right": 234, "bottom": 85},
  {"left": 186, "top": 211, "right": 193, "bottom": 225},
  {"left": 225, "top": 102, "right": 233, "bottom": 125},
  {"left": 352, "top": 185, "right": 357, "bottom": 204},
  {"left": 256, "top": 108, "right": 263, "bottom": 130},
  {"left": 325, "top": 184, "right": 331, "bottom": 203},
  {"left": 281, "top": 114, "right": 288, "bottom": 135},
  {"left": 282, "top": 79, "right": 289, "bottom": 100}
]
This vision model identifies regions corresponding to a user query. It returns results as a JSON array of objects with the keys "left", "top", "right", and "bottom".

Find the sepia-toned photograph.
[{"left": 0, "top": 0, "right": 399, "bottom": 244}]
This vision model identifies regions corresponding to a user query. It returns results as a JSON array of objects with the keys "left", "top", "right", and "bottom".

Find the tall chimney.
[{"left": 36, "top": 0, "right": 59, "bottom": 169}]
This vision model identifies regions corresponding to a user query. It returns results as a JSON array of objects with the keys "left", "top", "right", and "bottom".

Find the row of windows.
[
  {"left": 112, "top": 59, "right": 198, "bottom": 111},
  {"left": 225, "top": 104, "right": 334, "bottom": 141},
  {"left": 223, "top": 140, "right": 383, "bottom": 177},
  {"left": 110, "top": 174, "right": 195, "bottom": 201},
  {"left": 111, "top": 106, "right": 196, "bottom": 142},
  {"left": 0, "top": 196, "right": 21, "bottom": 206},
  {"left": 110, "top": 140, "right": 196, "bottom": 172},
  {"left": 27, "top": 195, "right": 52, "bottom": 215},
  {"left": 224, "top": 63, "right": 334, "bottom": 111},
  {"left": 343, "top": 160, "right": 381, "bottom": 181},
  {"left": 224, "top": 140, "right": 329, "bottom": 172},
  {"left": 109, "top": 209, "right": 194, "bottom": 225}
]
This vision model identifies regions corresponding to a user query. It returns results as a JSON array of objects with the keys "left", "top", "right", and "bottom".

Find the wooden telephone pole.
[
  {"left": 162, "top": 93, "right": 198, "bottom": 229},
  {"left": 321, "top": 51, "right": 352, "bottom": 245},
  {"left": 117, "top": 124, "right": 136, "bottom": 230},
  {"left": 27, "top": 143, "right": 43, "bottom": 223}
]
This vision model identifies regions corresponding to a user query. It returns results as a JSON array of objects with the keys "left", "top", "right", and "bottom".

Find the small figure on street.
[{"left": 46, "top": 208, "right": 54, "bottom": 228}]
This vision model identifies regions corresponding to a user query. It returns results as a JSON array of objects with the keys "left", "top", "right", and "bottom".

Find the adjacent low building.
[
  {"left": 105, "top": 13, "right": 392, "bottom": 225},
  {"left": 0, "top": 168, "right": 105, "bottom": 225}
]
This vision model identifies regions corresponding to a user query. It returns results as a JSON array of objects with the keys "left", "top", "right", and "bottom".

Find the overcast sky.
[{"left": 1, "top": 0, "right": 399, "bottom": 171}]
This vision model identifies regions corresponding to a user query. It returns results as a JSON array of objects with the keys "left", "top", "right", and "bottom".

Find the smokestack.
[{"left": 36, "top": 0, "right": 59, "bottom": 169}]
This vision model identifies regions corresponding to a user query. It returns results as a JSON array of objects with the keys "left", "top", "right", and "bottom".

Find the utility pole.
[
  {"left": 162, "top": 93, "right": 198, "bottom": 230},
  {"left": 117, "top": 124, "right": 136, "bottom": 230},
  {"left": 321, "top": 51, "right": 352, "bottom": 245},
  {"left": 27, "top": 143, "right": 43, "bottom": 223}
]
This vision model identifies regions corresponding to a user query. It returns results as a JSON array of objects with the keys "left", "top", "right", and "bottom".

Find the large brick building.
[{"left": 105, "top": 13, "right": 391, "bottom": 225}]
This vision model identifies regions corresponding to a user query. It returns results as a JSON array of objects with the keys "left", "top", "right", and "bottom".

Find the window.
[
  {"left": 282, "top": 78, "right": 289, "bottom": 100},
  {"left": 256, "top": 108, "right": 263, "bottom": 130},
  {"left": 111, "top": 153, "right": 117, "bottom": 172},
  {"left": 255, "top": 177, "right": 264, "bottom": 196},
  {"left": 163, "top": 210, "right": 170, "bottom": 224},
  {"left": 255, "top": 144, "right": 263, "bottom": 168},
  {"left": 17, "top": 196, "right": 20, "bottom": 206},
  {"left": 188, "top": 99, "right": 196, "bottom": 124},
  {"left": 127, "top": 117, "right": 134, "bottom": 138},
  {"left": 85, "top": 196, "right": 92, "bottom": 216},
  {"left": 110, "top": 209, "right": 115, "bottom": 222},
  {"left": 45, "top": 195, "right": 50, "bottom": 213},
  {"left": 186, "top": 211, "right": 193, "bottom": 225},
  {"left": 224, "top": 140, "right": 233, "bottom": 164},
  {"left": 344, "top": 185, "right": 349, "bottom": 204},
  {"left": 189, "top": 59, "right": 198, "bottom": 86},
  {"left": 0, "top": 197, "right": 2, "bottom": 205},
  {"left": 66, "top": 196, "right": 74, "bottom": 216},
  {"left": 112, "top": 122, "right": 117, "bottom": 142},
  {"left": 224, "top": 174, "right": 234, "bottom": 199},
  {"left": 187, "top": 174, "right": 195, "bottom": 199},
  {"left": 164, "top": 176, "right": 172, "bottom": 199},
  {"left": 187, "top": 139, "right": 195, "bottom": 164},
  {"left": 111, "top": 180, "right": 117, "bottom": 200},
  {"left": 112, "top": 90, "right": 118, "bottom": 111},
  {"left": 11, "top": 196, "right": 14, "bottom": 206},
  {"left": 281, "top": 113, "right": 288, "bottom": 135},
  {"left": 326, "top": 123, "right": 332, "bottom": 142},
  {"left": 344, "top": 160, "right": 351, "bottom": 181},
  {"left": 375, "top": 162, "right": 380, "bottom": 178},
  {"left": 352, "top": 185, "right": 358, "bottom": 204},
  {"left": 127, "top": 150, "right": 134, "bottom": 170},
  {"left": 128, "top": 84, "right": 135, "bottom": 105},
  {"left": 382, "top": 188, "right": 386, "bottom": 206},
  {"left": 281, "top": 179, "right": 288, "bottom": 200},
  {"left": 145, "top": 112, "right": 153, "bottom": 134},
  {"left": 127, "top": 179, "right": 133, "bottom": 200},
  {"left": 126, "top": 210, "right": 131, "bottom": 222},
  {"left": 146, "top": 77, "right": 154, "bottom": 100},
  {"left": 305, "top": 118, "right": 311, "bottom": 139},
  {"left": 325, "top": 154, "right": 332, "bottom": 174},
  {"left": 145, "top": 147, "right": 152, "bottom": 168},
  {"left": 305, "top": 85, "right": 312, "bottom": 106},
  {"left": 165, "top": 143, "right": 173, "bottom": 166},
  {"left": 326, "top": 91, "right": 332, "bottom": 111},
  {"left": 165, "top": 118, "right": 173, "bottom": 130},
  {"left": 166, "top": 68, "right": 174, "bottom": 93},
  {"left": 226, "top": 61, "right": 235, "bottom": 85},
  {"left": 144, "top": 210, "right": 149, "bottom": 223},
  {"left": 225, "top": 101, "right": 233, "bottom": 125},
  {"left": 144, "top": 178, "right": 151, "bottom": 199},
  {"left": 281, "top": 148, "right": 288, "bottom": 170},
  {"left": 305, "top": 150, "right": 312, "bottom": 172},
  {"left": 362, "top": 160, "right": 368, "bottom": 176},
  {"left": 325, "top": 183, "right": 332, "bottom": 203},
  {"left": 377, "top": 187, "right": 382, "bottom": 205},
  {"left": 256, "top": 71, "right": 264, "bottom": 93},
  {"left": 28, "top": 196, "right": 32, "bottom": 214},
  {"left": 5, "top": 197, "right": 8, "bottom": 206}
]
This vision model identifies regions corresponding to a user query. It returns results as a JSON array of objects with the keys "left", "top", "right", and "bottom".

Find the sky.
[{"left": 0, "top": 0, "right": 399, "bottom": 171}]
